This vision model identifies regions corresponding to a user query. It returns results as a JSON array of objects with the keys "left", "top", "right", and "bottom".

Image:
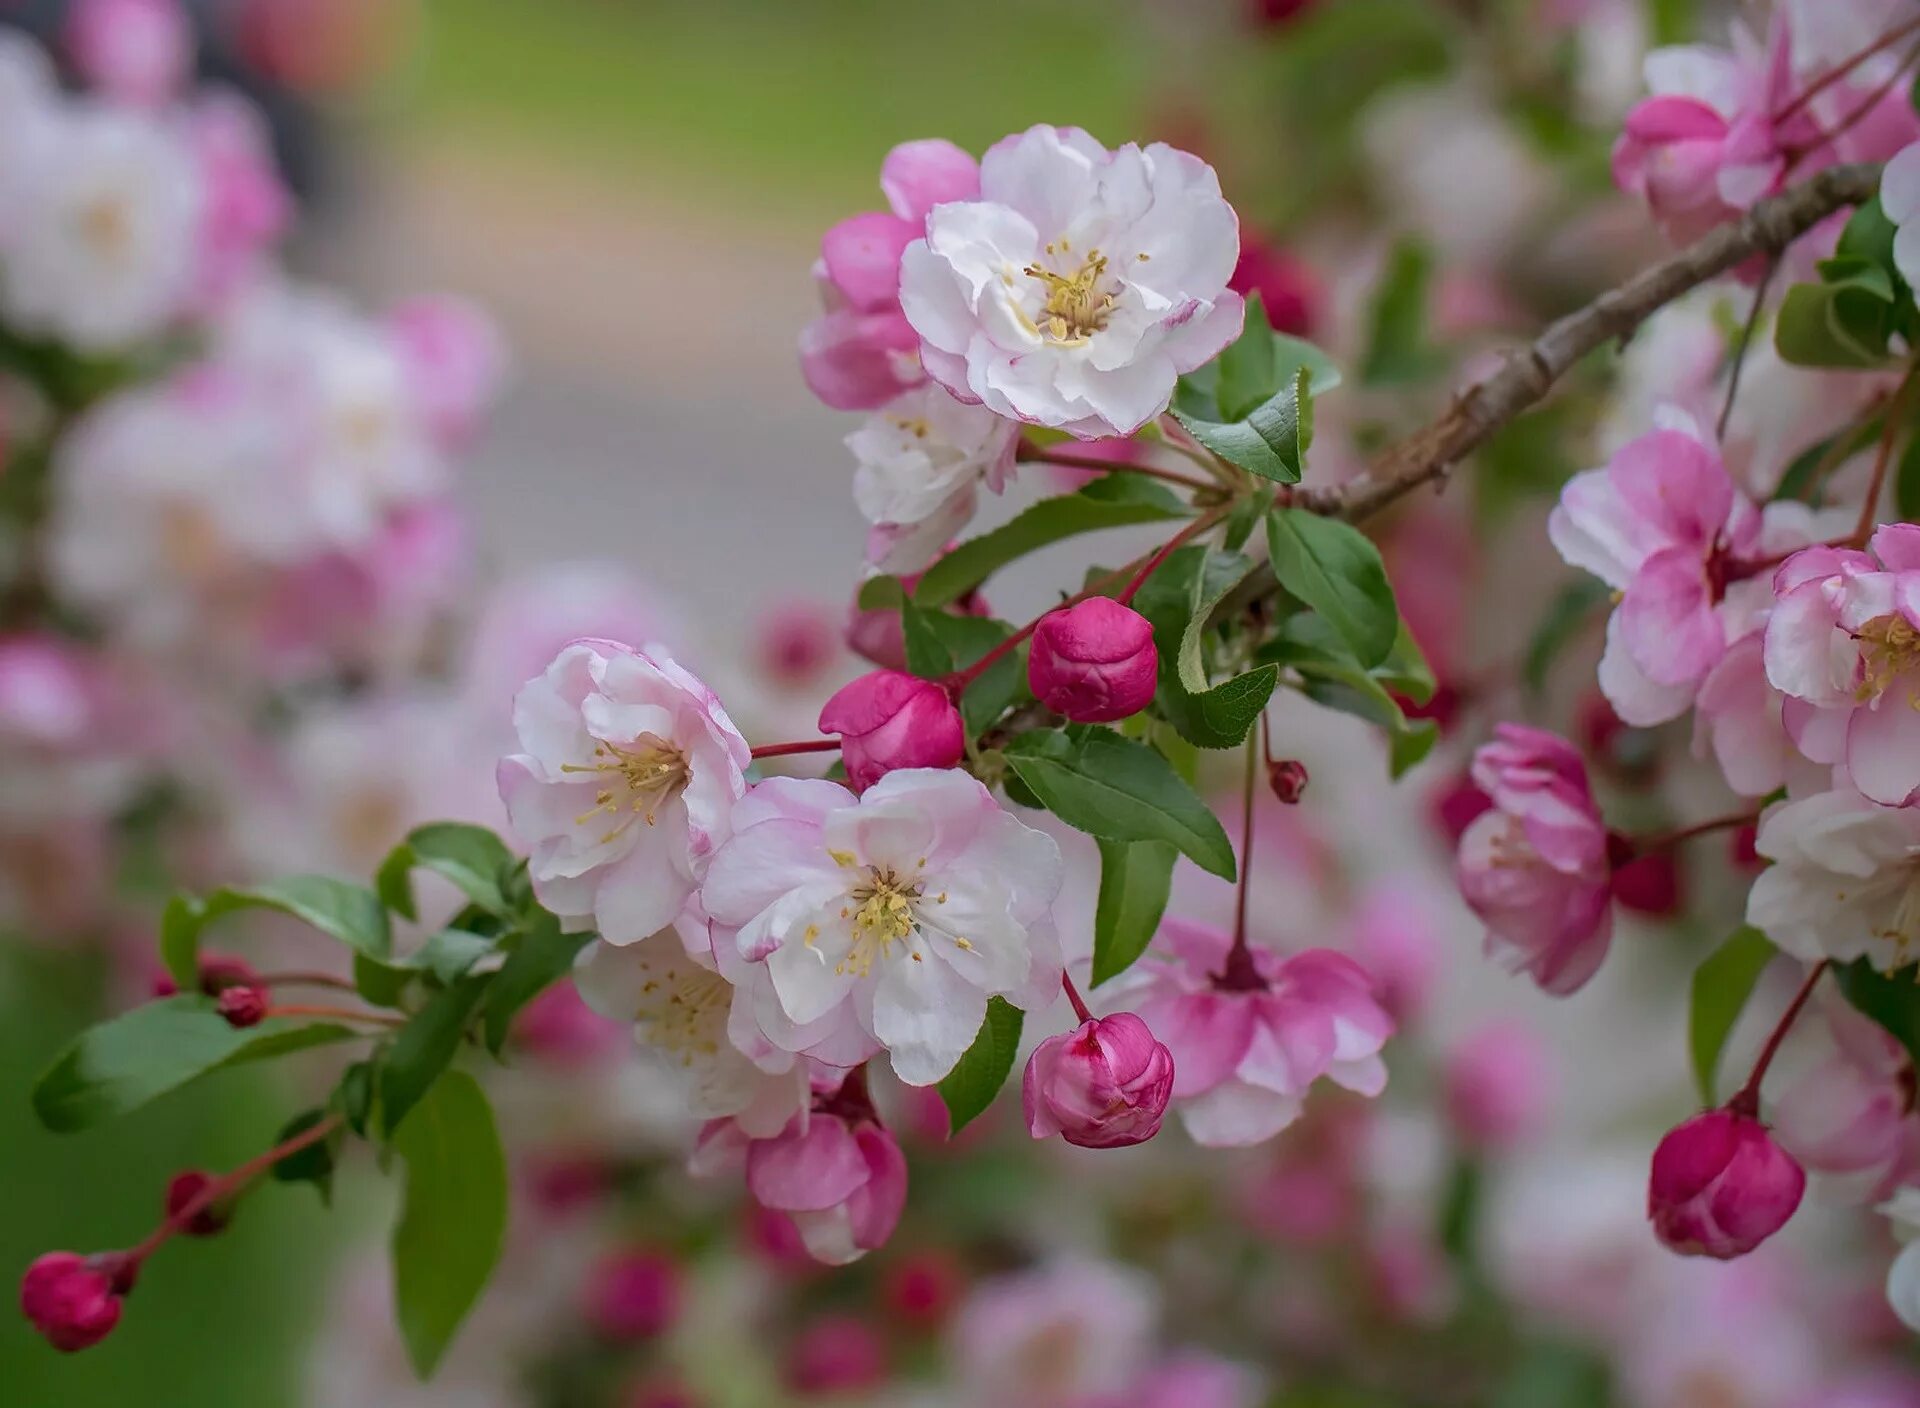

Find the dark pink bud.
[
  {"left": 1268, "top": 758, "right": 1309, "bottom": 804},
  {"left": 1612, "top": 851, "right": 1683, "bottom": 917},
  {"left": 755, "top": 603, "right": 839, "bottom": 686},
  {"left": 1648, "top": 1109, "right": 1805, "bottom": 1259},
  {"left": 1230, "top": 235, "right": 1323, "bottom": 337},
  {"left": 164, "top": 1170, "right": 227, "bottom": 1237},
  {"left": 818, "top": 670, "right": 964, "bottom": 791},
  {"left": 1429, "top": 773, "right": 1492, "bottom": 846},
  {"left": 882, "top": 1250, "right": 962, "bottom": 1329},
  {"left": 583, "top": 1250, "right": 681, "bottom": 1341},
  {"left": 1026, "top": 598, "right": 1159, "bottom": 723},
  {"left": 215, "top": 985, "right": 267, "bottom": 1028},
  {"left": 783, "top": 1314, "right": 889, "bottom": 1396},
  {"left": 1250, "top": 0, "right": 1319, "bottom": 26},
  {"left": 1022, "top": 1012, "right": 1175, "bottom": 1149},
  {"left": 20, "top": 1252, "right": 125, "bottom": 1352},
  {"left": 198, "top": 952, "right": 262, "bottom": 995}
]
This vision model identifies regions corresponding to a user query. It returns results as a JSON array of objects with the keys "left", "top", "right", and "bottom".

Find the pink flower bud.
[
  {"left": 1441, "top": 1023, "right": 1554, "bottom": 1152},
  {"left": 20, "top": 1252, "right": 126, "bottom": 1352},
  {"left": 1022, "top": 1012, "right": 1175, "bottom": 1149},
  {"left": 582, "top": 1250, "right": 681, "bottom": 1341},
  {"left": 1268, "top": 758, "right": 1309, "bottom": 804},
  {"left": 1648, "top": 1109, "right": 1805, "bottom": 1259},
  {"left": 164, "top": 1171, "right": 227, "bottom": 1237},
  {"left": 883, "top": 1250, "right": 962, "bottom": 1328},
  {"left": 197, "top": 952, "right": 262, "bottom": 995},
  {"left": 754, "top": 603, "right": 839, "bottom": 686},
  {"left": 215, "top": 985, "right": 267, "bottom": 1028},
  {"left": 784, "top": 1314, "right": 889, "bottom": 1396},
  {"left": 818, "top": 670, "right": 964, "bottom": 791},
  {"left": 1612, "top": 851, "right": 1684, "bottom": 917},
  {"left": 1026, "top": 598, "right": 1159, "bottom": 723}
]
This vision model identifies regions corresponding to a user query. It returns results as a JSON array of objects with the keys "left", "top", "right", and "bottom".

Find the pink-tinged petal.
[
  {"left": 1870, "top": 522, "right": 1920, "bottom": 572},
  {"left": 1618, "top": 546, "right": 1724, "bottom": 688},
  {"left": 880, "top": 139, "right": 979, "bottom": 222},
  {"left": 1548, "top": 467, "right": 1649, "bottom": 588},
  {"left": 591, "top": 814, "right": 696, "bottom": 944},
  {"left": 845, "top": 1124, "right": 908, "bottom": 1249},
  {"left": 1598, "top": 609, "right": 1699, "bottom": 726},
  {"left": 1177, "top": 1078, "right": 1303, "bottom": 1147},
  {"left": 766, "top": 921, "right": 860, "bottom": 1027},
  {"left": 1139, "top": 989, "right": 1257, "bottom": 1096},
  {"left": 746, "top": 1116, "right": 869, "bottom": 1212},
  {"left": 977, "top": 124, "right": 1106, "bottom": 238},
  {"left": 820, "top": 212, "right": 917, "bottom": 313},
  {"left": 1764, "top": 578, "right": 1855, "bottom": 708},
  {"left": 870, "top": 945, "right": 990, "bottom": 1086},
  {"left": 1623, "top": 95, "right": 1730, "bottom": 145},
  {"left": 799, "top": 307, "right": 922, "bottom": 411},
  {"left": 1608, "top": 428, "right": 1732, "bottom": 549},
  {"left": 1694, "top": 636, "right": 1794, "bottom": 796},
  {"left": 1846, "top": 678, "right": 1920, "bottom": 807},
  {"left": 701, "top": 817, "right": 841, "bottom": 927}
]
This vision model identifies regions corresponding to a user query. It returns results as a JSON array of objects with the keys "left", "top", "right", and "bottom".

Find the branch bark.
[{"left": 1295, "top": 162, "right": 1881, "bottom": 521}]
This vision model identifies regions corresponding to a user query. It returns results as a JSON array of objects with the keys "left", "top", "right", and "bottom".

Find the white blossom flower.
[
  {"left": 0, "top": 101, "right": 200, "bottom": 351},
  {"left": 498, "top": 640, "right": 750, "bottom": 945},
  {"left": 1746, "top": 787, "right": 1920, "bottom": 971},
  {"left": 702, "top": 771, "right": 1064, "bottom": 1085},
  {"left": 850, "top": 382, "right": 1018, "bottom": 574},
  {"left": 899, "top": 124, "right": 1243, "bottom": 440}
]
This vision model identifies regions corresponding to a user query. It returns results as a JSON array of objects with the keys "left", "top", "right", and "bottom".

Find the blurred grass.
[
  {"left": 410, "top": 0, "right": 1149, "bottom": 218},
  {"left": 0, "top": 948, "right": 339, "bottom": 1408}
]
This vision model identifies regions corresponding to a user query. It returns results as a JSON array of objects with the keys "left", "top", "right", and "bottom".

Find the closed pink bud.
[
  {"left": 1026, "top": 598, "right": 1159, "bottom": 723},
  {"left": 1648, "top": 1109, "right": 1805, "bottom": 1259},
  {"left": 164, "top": 1171, "right": 227, "bottom": 1237},
  {"left": 1022, "top": 1012, "right": 1175, "bottom": 1149},
  {"left": 818, "top": 670, "right": 964, "bottom": 791},
  {"left": 20, "top": 1252, "right": 126, "bottom": 1352},
  {"left": 583, "top": 1250, "right": 681, "bottom": 1341},
  {"left": 215, "top": 985, "right": 268, "bottom": 1028}
]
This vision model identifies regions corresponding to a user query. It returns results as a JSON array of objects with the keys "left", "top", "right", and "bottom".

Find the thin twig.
[{"left": 1718, "top": 255, "right": 1780, "bottom": 443}]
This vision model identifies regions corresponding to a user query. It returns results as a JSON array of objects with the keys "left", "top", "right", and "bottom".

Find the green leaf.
[
  {"left": 1388, "top": 718, "right": 1441, "bottom": 777},
  {"left": 33, "top": 997, "right": 357, "bottom": 1133},
  {"left": 1776, "top": 263, "right": 1898, "bottom": 369},
  {"left": 912, "top": 474, "right": 1189, "bottom": 608},
  {"left": 339, "top": 1060, "right": 376, "bottom": 1137},
  {"left": 381, "top": 976, "right": 489, "bottom": 1137},
  {"left": 1265, "top": 507, "right": 1400, "bottom": 667},
  {"left": 377, "top": 823, "right": 516, "bottom": 923},
  {"left": 1835, "top": 958, "right": 1920, "bottom": 1070},
  {"left": 1773, "top": 416, "right": 1884, "bottom": 505},
  {"left": 191, "top": 875, "right": 393, "bottom": 963},
  {"left": 901, "top": 604, "right": 1025, "bottom": 735},
  {"left": 1132, "top": 546, "right": 1278, "bottom": 750},
  {"left": 937, "top": 996, "right": 1024, "bottom": 1135},
  {"left": 271, "top": 1108, "right": 339, "bottom": 1203},
  {"left": 1092, "top": 839, "right": 1176, "bottom": 986},
  {"left": 412, "top": 929, "right": 497, "bottom": 984},
  {"left": 1523, "top": 577, "right": 1611, "bottom": 696},
  {"left": 1170, "top": 299, "right": 1342, "bottom": 484},
  {"left": 855, "top": 575, "right": 905, "bottom": 611},
  {"left": 1004, "top": 726, "right": 1236, "bottom": 878},
  {"left": 1646, "top": 0, "right": 1696, "bottom": 45},
  {"left": 1688, "top": 928, "right": 1777, "bottom": 1104},
  {"left": 159, "top": 893, "right": 205, "bottom": 990},
  {"left": 1361, "top": 240, "right": 1442, "bottom": 385},
  {"left": 1898, "top": 433, "right": 1920, "bottom": 523},
  {"left": 1374, "top": 618, "right": 1437, "bottom": 706},
  {"left": 1266, "top": 615, "right": 1433, "bottom": 777},
  {"left": 1176, "top": 553, "right": 1256, "bottom": 694},
  {"left": 481, "top": 910, "right": 593, "bottom": 1054},
  {"left": 1159, "top": 665, "right": 1281, "bottom": 751},
  {"left": 391, "top": 1070, "right": 507, "bottom": 1379}
]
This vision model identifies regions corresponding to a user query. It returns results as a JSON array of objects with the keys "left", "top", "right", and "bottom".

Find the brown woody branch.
[{"left": 1293, "top": 161, "right": 1882, "bottom": 521}]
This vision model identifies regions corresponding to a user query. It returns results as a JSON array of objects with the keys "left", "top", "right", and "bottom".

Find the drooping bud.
[
  {"left": 1022, "top": 1012, "right": 1175, "bottom": 1149},
  {"left": 164, "top": 1170, "right": 227, "bottom": 1237},
  {"left": 1648, "top": 1109, "right": 1805, "bottom": 1259},
  {"left": 197, "top": 952, "right": 262, "bottom": 995},
  {"left": 1268, "top": 758, "right": 1309, "bottom": 804},
  {"left": 215, "top": 985, "right": 267, "bottom": 1028},
  {"left": 582, "top": 1249, "right": 681, "bottom": 1341},
  {"left": 817, "top": 670, "right": 964, "bottom": 791},
  {"left": 20, "top": 1252, "right": 127, "bottom": 1352},
  {"left": 1026, "top": 598, "right": 1159, "bottom": 723}
]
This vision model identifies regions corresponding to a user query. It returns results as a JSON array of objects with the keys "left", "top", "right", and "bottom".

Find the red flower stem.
[
  {"left": 1728, "top": 961, "right": 1830, "bottom": 1118},
  {"left": 1114, "top": 512, "right": 1223, "bottom": 607},
  {"left": 1016, "top": 442, "right": 1215, "bottom": 494},
  {"left": 750, "top": 738, "right": 842, "bottom": 761},
  {"left": 1773, "top": 15, "right": 1920, "bottom": 124},
  {"left": 1785, "top": 41, "right": 1920, "bottom": 174},
  {"left": 1062, "top": 972, "right": 1095, "bottom": 1025},
  {"left": 1853, "top": 359, "right": 1920, "bottom": 546},
  {"left": 1224, "top": 737, "right": 1259, "bottom": 983},
  {"left": 1620, "top": 810, "right": 1760, "bottom": 858},
  {"left": 253, "top": 970, "right": 356, "bottom": 993},
  {"left": 266, "top": 1002, "right": 406, "bottom": 1028},
  {"left": 126, "top": 1113, "right": 345, "bottom": 1264}
]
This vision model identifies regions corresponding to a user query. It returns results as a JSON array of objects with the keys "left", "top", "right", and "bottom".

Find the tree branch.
[{"left": 1295, "top": 162, "right": 1881, "bottom": 521}]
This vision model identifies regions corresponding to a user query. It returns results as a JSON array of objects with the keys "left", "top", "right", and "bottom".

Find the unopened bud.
[
  {"left": 1022, "top": 1012, "right": 1175, "bottom": 1149},
  {"left": 164, "top": 1171, "right": 227, "bottom": 1237},
  {"left": 19, "top": 1252, "right": 127, "bottom": 1352},
  {"left": 818, "top": 670, "right": 964, "bottom": 791},
  {"left": 1268, "top": 758, "right": 1309, "bottom": 803},
  {"left": 215, "top": 985, "right": 267, "bottom": 1028},
  {"left": 1648, "top": 1109, "right": 1805, "bottom": 1259},
  {"left": 1026, "top": 597, "right": 1159, "bottom": 723}
]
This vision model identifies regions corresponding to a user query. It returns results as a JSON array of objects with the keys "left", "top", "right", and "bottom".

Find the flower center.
[
  {"left": 1022, "top": 242, "right": 1114, "bottom": 346},
  {"left": 563, "top": 737, "right": 690, "bottom": 843},
  {"left": 637, "top": 966, "right": 729, "bottom": 1064},
  {"left": 818, "top": 853, "right": 974, "bottom": 977},
  {"left": 1855, "top": 613, "right": 1920, "bottom": 704},
  {"left": 76, "top": 197, "right": 132, "bottom": 263}
]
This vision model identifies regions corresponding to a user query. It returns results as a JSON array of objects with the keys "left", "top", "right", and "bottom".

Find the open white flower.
[
  {"left": 574, "top": 926, "right": 807, "bottom": 1136},
  {"left": 0, "top": 102, "right": 200, "bottom": 351},
  {"left": 498, "top": 640, "right": 750, "bottom": 945},
  {"left": 1746, "top": 787, "right": 1920, "bottom": 970},
  {"left": 702, "top": 771, "right": 1064, "bottom": 1085},
  {"left": 899, "top": 124, "right": 1243, "bottom": 440},
  {"left": 850, "top": 382, "right": 1018, "bottom": 574}
]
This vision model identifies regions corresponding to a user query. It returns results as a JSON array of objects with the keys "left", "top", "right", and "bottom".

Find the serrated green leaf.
[
  {"left": 1688, "top": 927, "right": 1776, "bottom": 1103},
  {"left": 912, "top": 474, "right": 1190, "bottom": 608},
  {"left": 1092, "top": 839, "right": 1176, "bottom": 986},
  {"left": 1776, "top": 266, "right": 1897, "bottom": 369},
  {"left": 481, "top": 910, "right": 593, "bottom": 1055},
  {"left": 1265, "top": 507, "right": 1400, "bottom": 667},
  {"left": 1004, "top": 726, "right": 1236, "bottom": 878},
  {"left": 937, "top": 996, "right": 1024, "bottom": 1134},
  {"left": 381, "top": 976, "right": 488, "bottom": 1137},
  {"left": 33, "top": 997, "right": 357, "bottom": 1133},
  {"left": 901, "top": 604, "right": 1025, "bottom": 735},
  {"left": 1169, "top": 300, "right": 1341, "bottom": 484},
  {"left": 391, "top": 1071, "right": 507, "bottom": 1378},
  {"left": 377, "top": 823, "right": 517, "bottom": 923}
]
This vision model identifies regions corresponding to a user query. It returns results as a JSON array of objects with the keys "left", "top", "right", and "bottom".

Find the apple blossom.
[
  {"left": 384, "top": 295, "right": 506, "bottom": 454},
  {"left": 1764, "top": 526, "right": 1920, "bottom": 806},
  {"left": 849, "top": 381, "right": 1018, "bottom": 575},
  {"left": 1129, "top": 919, "right": 1392, "bottom": 1148},
  {"left": 1746, "top": 787, "right": 1920, "bottom": 971},
  {"left": 816, "top": 670, "right": 965, "bottom": 792},
  {"left": 1648, "top": 1108, "right": 1806, "bottom": 1259},
  {"left": 1022, "top": 1011, "right": 1175, "bottom": 1149},
  {"left": 899, "top": 124, "right": 1244, "bottom": 439},
  {"left": 701, "top": 771, "right": 1063, "bottom": 1085},
  {"left": 1026, "top": 597, "right": 1160, "bottom": 723},
  {"left": 799, "top": 138, "right": 978, "bottom": 411},
  {"left": 739, "top": 1107, "right": 909, "bottom": 1266},
  {"left": 949, "top": 1259, "right": 1157, "bottom": 1406},
  {"left": 1773, "top": 999, "right": 1920, "bottom": 1198},
  {"left": 497, "top": 640, "right": 750, "bottom": 945},
  {"left": 1455, "top": 724, "right": 1614, "bottom": 995},
  {"left": 182, "top": 93, "right": 289, "bottom": 314}
]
